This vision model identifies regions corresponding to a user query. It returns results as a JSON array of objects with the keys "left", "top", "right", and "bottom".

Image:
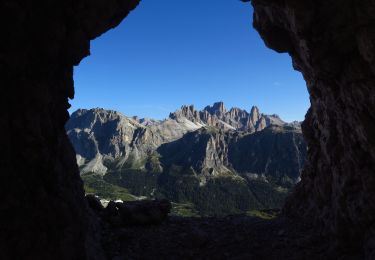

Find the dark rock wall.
[
  {"left": 249, "top": 0, "right": 375, "bottom": 256},
  {"left": 2, "top": 0, "right": 375, "bottom": 258},
  {"left": 0, "top": 0, "right": 139, "bottom": 259}
]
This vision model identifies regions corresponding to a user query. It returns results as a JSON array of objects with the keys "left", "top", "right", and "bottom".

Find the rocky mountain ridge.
[
  {"left": 169, "top": 101, "right": 286, "bottom": 132},
  {"left": 67, "top": 103, "right": 302, "bottom": 179},
  {"left": 66, "top": 103, "right": 306, "bottom": 215}
]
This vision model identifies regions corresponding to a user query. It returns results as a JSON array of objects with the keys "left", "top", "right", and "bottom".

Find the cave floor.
[{"left": 100, "top": 215, "right": 357, "bottom": 260}]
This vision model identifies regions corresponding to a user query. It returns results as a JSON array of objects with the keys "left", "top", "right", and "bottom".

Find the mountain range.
[{"left": 66, "top": 102, "right": 306, "bottom": 216}]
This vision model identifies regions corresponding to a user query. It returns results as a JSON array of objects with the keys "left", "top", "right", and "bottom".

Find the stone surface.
[
  {"left": 0, "top": 0, "right": 139, "bottom": 259},
  {"left": 248, "top": 0, "right": 375, "bottom": 256},
  {"left": 99, "top": 199, "right": 171, "bottom": 226}
]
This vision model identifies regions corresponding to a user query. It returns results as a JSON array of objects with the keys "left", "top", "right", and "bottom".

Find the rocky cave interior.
[{"left": 0, "top": 0, "right": 374, "bottom": 259}]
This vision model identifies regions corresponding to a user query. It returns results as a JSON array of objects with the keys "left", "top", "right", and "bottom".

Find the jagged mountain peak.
[
  {"left": 250, "top": 105, "right": 259, "bottom": 112},
  {"left": 169, "top": 102, "right": 285, "bottom": 132},
  {"left": 203, "top": 101, "right": 227, "bottom": 115}
]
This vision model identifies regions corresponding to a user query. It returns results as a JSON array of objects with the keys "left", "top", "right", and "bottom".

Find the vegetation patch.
[
  {"left": 82, "top": 173, "right": 136, "bottom": 201},
  {"left": 246, "top": 209, "right": 279, "bottom": 220},
  {"left": 82, "top": 171, "right": 291, "bottom": 217},
  {"left": 170, "top": 202, "right": 200, "bottom": 217}
]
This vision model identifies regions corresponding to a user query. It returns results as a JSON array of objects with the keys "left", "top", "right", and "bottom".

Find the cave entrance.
[{"left": 69, "top": 0, "right": 310, "bottom": 218}]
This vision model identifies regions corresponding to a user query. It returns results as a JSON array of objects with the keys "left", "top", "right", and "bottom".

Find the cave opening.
[
  {"left": 68, "top": 0, "right": 310, "bottom": 218},
  {"left": 2, "top": 0, "right": 375, "bottom": 258}
]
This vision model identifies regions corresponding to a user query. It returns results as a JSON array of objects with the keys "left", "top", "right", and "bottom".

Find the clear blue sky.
[{"left": 71, "top": 0, "right": 309, "bottom": 122}]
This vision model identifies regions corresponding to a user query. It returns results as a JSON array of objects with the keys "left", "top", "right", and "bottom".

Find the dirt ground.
[{"left": 100, "top": 214, "right": 362, "bottom": 260}]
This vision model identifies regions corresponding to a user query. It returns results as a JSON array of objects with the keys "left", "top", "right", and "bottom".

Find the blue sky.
[{"left": 71, "top": 0, "right": 309, "bottom": 122}]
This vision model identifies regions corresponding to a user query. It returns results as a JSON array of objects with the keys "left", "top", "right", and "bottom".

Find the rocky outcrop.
[
  {"left": 0, "top": 1, "right": 140, "bottom": 259},
  {"left": 157, "top": 128, "right": 233, "bottom": 178},
  {"left": 86, "top": 195, "right": 171, "bottom": 226},
  {"left": 170, "top": 102, "right": 286, "bottom": 132},
  {"left": 248, "top": 0, "right": 375, "bottom": 256},
  {"left": 104, "top": 199, "right": 172, "bottom": 226},
  {"left": 67, "top": 108, "right": 143, "bottom": 160},
  {"left": 204, "top": 101, "right": 227, "bottom": 117}
]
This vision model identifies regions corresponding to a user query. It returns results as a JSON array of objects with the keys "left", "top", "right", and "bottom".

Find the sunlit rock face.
[
  {"left": 0, "top": 0, "right": 139, "bottom": 259},
  {"left": 249, "top": 0, "right": 375, "bottom": 257}
]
